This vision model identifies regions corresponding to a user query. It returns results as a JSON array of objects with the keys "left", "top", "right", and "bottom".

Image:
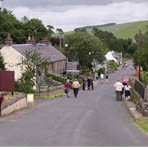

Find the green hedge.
[
  {"left": 109, "top": 60, "right": 118, "bottom": 71},
  {"left": 47, "top": 73, "right": 66, "bottom": 84}
]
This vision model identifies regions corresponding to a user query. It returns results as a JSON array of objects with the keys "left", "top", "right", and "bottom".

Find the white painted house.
[
  {"left": 105, "top": 51, "right": 122, "bottom": 64},
  {"left": 0, "top": 35, "right": 66, "bottom": 81},
  {"left": 0, "top": 45, "right": 25, "bottom": 80}
]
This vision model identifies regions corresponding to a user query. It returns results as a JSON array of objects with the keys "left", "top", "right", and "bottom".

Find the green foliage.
[
  {"left": 109, "top": 60, "right": 118, "bottom": 71},
  {"left": 0, "top": 55, "right": 5, "bottom": 70},
  {"left": 93, "top": 28, "right": 137, "bottom": 55},
  {"left": 15, "top": 71, "right": 35, "bottom": 94},
  {"left": 15, "top": 50, "right": 50, "bottom": 93},
  {"left": 97, "top": 67, "right": 105, "bottom": 76},
  {"left": 88, "top": 21, "right": 148, "bottom": 39},
  {"left": 64, "top": 32, "right": 106, "bottom": 68},
  {"left": 67, "top": 73, "right": 74, "bottom": 81},
  {"left": 47, "top": 73, "right": 66, "bottom": 84},
  {"left": 24, "top": 18, "right": 48, "bottom": 42},
  {"left": 81, "top": 66, "right": 91, "bottom": 74},
  {"left": 0, "top": 9, "right": 26, "bottom": 44},
  {"left": 133, "top": 43, "right": 148, "bottom": 71},
  {"left": 135, "top": 118, "right": 148, "bottom": 133},
  {"left": 0, "top": 9, "right": 48, "bottom": 44},
  {"left": 141, "top": 71, "right": 148, "bottom": 85}
]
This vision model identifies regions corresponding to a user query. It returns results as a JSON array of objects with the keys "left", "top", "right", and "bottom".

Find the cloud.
[
  {"left": 5, "top": 1, "right": 148, "bottom": 31},
  {"left": 4, "top": 0, "right": 148, "bottom": 9}
]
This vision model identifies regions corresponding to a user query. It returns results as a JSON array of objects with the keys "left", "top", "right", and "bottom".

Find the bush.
[
  {"left": 47, "top": 73, "right": 66, "bottom": 84},
  {"left": 109, "top": 60, "right": 118, "bottom": 71},
  {"left": 15, "top": 80, "right": 34, "bottom": 94},
  {"left": 97, "top": 67, "right": 105, "bottom": 76},
  {"left": 141, "top": 71, "right": 148, "bottom": 85}
]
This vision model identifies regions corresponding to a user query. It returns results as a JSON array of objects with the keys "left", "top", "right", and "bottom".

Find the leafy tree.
[
  {"left": 15, "top": 49, "right": 50, "bottom": 93},
  {"left": 24, "top": 18, "right": 48, "bottom": 42},
  {"left": 133, "top": 42, "right": 148, "bottom": 71},
  {"left": 56, "top": 28, "right": 64, "bottom": 50},
  {"left": 133, "top": 27, "right": 148, "bottom": 71},
  {"left": 64, "top": 32, "right": 107, "bottom": 69},
  {"left": 47, "top": 25, "right": 54, "bottom": 37},
  {"left": 21, "top": 16, "right": 29, "bottom": 23},
  {"left": 74, "top": 28, "right": 87, "bottom": 33},
  {"left": 0, "top": 9, "right": 26, "bottom": 44},
  {"left": 93, "top": 27, "right": 137, "bottom": 56}
]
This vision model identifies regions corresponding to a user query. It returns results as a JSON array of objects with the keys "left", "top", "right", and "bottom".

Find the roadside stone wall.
[
  {"left": 1, "top": 93, "right": 27, "bottom": 116},
  {"left": 1, "top": 97, "right": 27, "bottom": 116}
]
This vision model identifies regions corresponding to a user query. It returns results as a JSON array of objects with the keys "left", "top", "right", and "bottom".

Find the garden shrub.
[{"left": 109, "top": 60, "right": 118, "bottom": 71}]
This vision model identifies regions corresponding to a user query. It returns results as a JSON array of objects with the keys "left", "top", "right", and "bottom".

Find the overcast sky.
[{"left": 3, "top": 0, "right": 148, "bottom": 31}]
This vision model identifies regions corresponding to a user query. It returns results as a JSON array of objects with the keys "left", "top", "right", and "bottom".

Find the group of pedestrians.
[
  {"left": 64, "top": 71, "right": 110, "bottom": 98},
  {"left": 64, "top": 79, "right": 81, "bottom": 98},
  {"left": 82, "top": 76, "right": 94, "bottom": 91},
  {"left": 113, "top": 80, "right": 131, "bottom": 101}
]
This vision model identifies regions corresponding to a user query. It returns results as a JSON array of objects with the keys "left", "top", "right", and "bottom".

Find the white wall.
[{"left": 0, "top": 46, "right": 25, "bottom": 80}]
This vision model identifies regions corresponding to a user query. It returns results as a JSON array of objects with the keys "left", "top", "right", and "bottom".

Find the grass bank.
[{"left": 135, "top": 118, "right": 148, "bottom": 134}]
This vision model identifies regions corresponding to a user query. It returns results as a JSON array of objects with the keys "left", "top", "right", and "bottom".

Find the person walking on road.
[
  {"left": 72, "top": 79, "right": 81, "bottom": 98},
  {"left": 91, "top": 77, "right": 94, "bottom": 90},
  {"left": 124, "top": 83, "right": 131, "bottom": 100},
  {"left": 105, "top": 71, "right": 109, "bottom": 83},
  {"left": 113, "top": 80, "right": 124, "bottom": 101},
  {"left": 64, "top": 79, "right": 71, "bottom": 98},
  {"left": 82, "top": 76, "right": 86, "bottom": 90},
  {"left": 87, "top": 77, "right": 91, "bottom": 90},
  {"left": 100, "top": 73, "right": 104, "bottom": 84}
]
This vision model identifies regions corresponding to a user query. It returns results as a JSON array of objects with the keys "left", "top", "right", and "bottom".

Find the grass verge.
[
  {"left": 35, "top": 91, "right": 65, "bottom": 100},
  {"left": 135, "top": 118, "right": 148, "bottom": 134}
]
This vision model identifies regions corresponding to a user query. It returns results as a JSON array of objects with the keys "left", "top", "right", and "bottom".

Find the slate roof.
[{"left": 12, "top": 43, "right": 66, "bottom": 62}]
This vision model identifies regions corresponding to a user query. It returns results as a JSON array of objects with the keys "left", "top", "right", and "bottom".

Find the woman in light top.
[{"left": 72, "top": 79, "right": 81, "bottom": 98}]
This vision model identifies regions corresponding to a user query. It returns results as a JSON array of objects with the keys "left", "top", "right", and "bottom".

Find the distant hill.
[
  {"left": 81, "top": 23, "right": 117, "bottom": 29},
  {"left": 77, "top": 21, "right": 148, "bottom": 39}
]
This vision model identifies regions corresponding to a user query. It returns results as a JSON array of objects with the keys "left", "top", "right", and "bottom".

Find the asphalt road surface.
[{"left": 0, "top": 60, "right": 148, "bottom": 146}]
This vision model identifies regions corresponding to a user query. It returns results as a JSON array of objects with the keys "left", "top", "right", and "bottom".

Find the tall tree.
[
  {"left": 0, "top": 8, "right": 26, "bottom": 44},
  {"left": 25, "top": 19, "right": 48, "bottom": 42},
  {"left": 47, "top": 25, "right": 54, "bottom": 37},
  {"left": 64, "top": 32, "right": 107, "bottom": 68},
  {"left": 21, "top": 16, "right": 29, "bottom": 23},
  {"left": 56, "top": 28, "right": 64, "bottom": 50}
]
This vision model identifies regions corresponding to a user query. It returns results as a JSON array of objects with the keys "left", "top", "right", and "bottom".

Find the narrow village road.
[{"left": 0, "top": 60, "right": 148, "bottom": 146}]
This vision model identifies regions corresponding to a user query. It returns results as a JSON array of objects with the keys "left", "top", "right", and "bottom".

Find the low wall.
[
  {"left": 1, "top": 93, "right": 27, "bottom": 116},
  {"left": 1, "top": 86, "right": 64, "bottom": 117},
  {"left": 1, "top": 97, "right": 27, "bottom": 116}
]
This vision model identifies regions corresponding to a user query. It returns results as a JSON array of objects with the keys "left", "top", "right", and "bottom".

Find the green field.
[{"left": 79, "top": 21, "right": 148, "bottom": 39}]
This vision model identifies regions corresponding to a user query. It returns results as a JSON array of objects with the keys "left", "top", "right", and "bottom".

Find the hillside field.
[{"left": 85, "top": 21, "right": 148, "bottom": 39}]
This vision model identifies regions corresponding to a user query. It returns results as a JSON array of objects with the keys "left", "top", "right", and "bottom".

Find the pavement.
[{"left": 123, "top": 100, "right": 142, "bottom": 119}]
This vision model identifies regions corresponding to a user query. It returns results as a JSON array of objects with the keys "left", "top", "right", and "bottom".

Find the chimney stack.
[
  {"left": 41, "top": 36, "right": 49, "bottom": 46},
  {"left": 26, "top": 35, "right": 36, "bottom": 45}
]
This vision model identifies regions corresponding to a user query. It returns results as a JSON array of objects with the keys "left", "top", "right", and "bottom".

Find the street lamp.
[{"left": 65, "top": 43, "right": 68, "bottom": 74}]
